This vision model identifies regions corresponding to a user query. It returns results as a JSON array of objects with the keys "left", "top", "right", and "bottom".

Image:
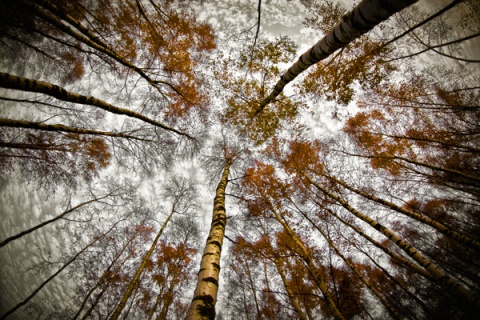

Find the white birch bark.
[
  {"left": 258, "top": 0, "right": 418, "bottom": 111},
  {"left": 187, "top": 159, "right": 232, "bottom": 320}
]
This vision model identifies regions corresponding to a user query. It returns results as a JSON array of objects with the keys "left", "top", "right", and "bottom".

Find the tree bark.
[
  {"left": 186, "top": 159, "right": 232, "bottom": 320},
  {"left": 0, "top": 118, "right": 152, "bottom": 142},
  {"left": 306, "top": 175, "right": 480, "bottom": 310},
  {"left": 109, "top": 209, "right": 175, "bottom": 320},
  {"left": 321, "top": 205, "right": 433, "bottom": 280},
  {"left": 258, "top": 0, "right": 418, "bottom": 111},
  {"left": 327, "top": 175, "right": 480, "bottom": 249},
  {"left": 0, "top": 72, "right": 191, "bottom": 139},
  {"left": 0, "top": 219, "right": 121, "bottom": 320},
  {"left": 0, "top": 195, "right": 108, "bottom": 248},
  {"left": 273, "top": 257, "right": 309, "bottom": 320},
  {"left": 264, "top": 194, "right": 345, "bottom": 320},
  {"left": 304, "top": 210, "right": 402, "bottom": 320},
  {"left": 73, "top": 229, "right": 139, "bottom": 320}
]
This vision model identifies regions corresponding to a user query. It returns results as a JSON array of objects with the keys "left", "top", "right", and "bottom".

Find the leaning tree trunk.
[
  {"left": 258, "top": 0, "right": 418, "bottom": 112},
  {"left": 327, "top": 174, "right": 480, "bottom": 249},
  {"left": 273, "top": 256, "right": 309, "bottom": 320},
  {"left": 0, "top": 195, "right": 108, "bottom": 248},
  {"left": 263, "top": 193, "right": 345, "bottom": 320},
  {"left": 0, "top": 219, "right": 121, "bottom": 320},
  {"left": 186, "top": 159, "right": 232, "bottom": 320},
  {"left": 306, "top": 175, "right": 480, "bottom": 311},
  {"left": 109, "top": 209, "right": 175, "bottom": 320},
  {"left": 0, "top": 72, "right": 190, "bottom": 138}
]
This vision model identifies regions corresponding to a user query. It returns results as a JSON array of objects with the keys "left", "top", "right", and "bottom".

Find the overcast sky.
[{"left": 1, "top": 0, "right": 479, "bottom": 319}]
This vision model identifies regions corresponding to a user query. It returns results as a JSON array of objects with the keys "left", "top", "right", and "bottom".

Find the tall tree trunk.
[
  {"left": 258, "top": 0, "right": 417, "bottom": 111},
  {"left": 0, "top": 118, "right": 151, "bottom": 142},
  {"left": 264, "top": 193, "right": 345, "bottom": 320},
  {"left": 157, "top": 275, "right": 176, "bottom": 320},
  {"left": 187, "top": 159, "right": 232, "bottom": 320},
  {"left": 80, "top": 252, "right": 133, "bottom": 320},
  {"left": 244, "top": 259, "right": 261, "bottom": 318},
  {"left": 273, "top": 257, "right": 309, "bottom": 320},
  {"left": 0, "top": 72, "right": 191, "bottom": 138},
  {"left": 306, "top": 175, "right": 480, "bottom": 310},
  {"left": 303, "top": 210, "right": 402, "bottom": 320},
  {"left": 17, "top": 0, "right": 182, "bottom": 96},
  {"left": 73, "top": 229, "right": 139, "bottom": 320},
  {"left": 109, "top": 209, "right": 175, "bottom": 320},
  {"left": 321, "top": 205, "right": 433, "bottom": 280},
  {"left": 0, "top": 195, "right": 109, "bottom": 248},
  {"left": 354, "top": 243, "right": 433, "bottom": 316},
  {"left": 327, "top": 175, "right": 480, "bottom": 249}
]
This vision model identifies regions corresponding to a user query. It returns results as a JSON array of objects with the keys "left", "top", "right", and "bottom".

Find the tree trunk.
[
  {"left": 305, "top": 211, "right": 402, "bottom": 320},
  {"left": 264, "top": 194, "right": 345, "bottom": 320},
  {"left": 273, "top": 257, "right": 309, "bottom": 320},
  {"left": 80, "top": 252, "right": 133, "bottom": 320},
  {"left": 0, "top": 118, "right": 151, "bottom": 141},
  {"left": 258, "top": 0, "right": 418, "bottom": 111},
  {"left": 73, "top": 229, "right": 139, "bottom": 320},
  {"left": 0, "top": 195, "right": 108, "bottom": 248},
  {"left": 0, "top": 72, "right": 190, "bottom": 138},
  {"left": 109, "top": 209, "right": 175, "bottom": 320},
  {"left": 306, "top": 175, "right": 480, "bottom": 310},
  {"left": 18, "top": 0, "right": 182, "bottom": 96},
  {"left": 186, "top": 159, "right": 232, "bottom": 320},
  {"left": 327, "top": 175, "right": 480, "bottom": 249},
  {"left": 0, "top": 220, "right": 121, "bottom": 320},
  {"left": 322, "top": 205, "right": 433, "bottom": 280}
]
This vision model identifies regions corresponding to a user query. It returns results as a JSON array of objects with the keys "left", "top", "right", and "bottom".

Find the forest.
[{"left": 0, "top": 0, "right": 479, "bottom": 319}]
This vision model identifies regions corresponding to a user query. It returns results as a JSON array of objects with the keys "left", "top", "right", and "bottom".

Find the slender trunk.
[
  {"left": 187, "top": 159, "right": 232, "bottom": 320},
  {"left": 0, "top": 220, "right": 120, "bottom": 320},
  {"left": 244, "top": 259, "right": 261, "bottom": 319},
  {"left": 327, "top": 175, "right": 480, "bottom": 249},
  {"left": 264, "top": 194, "right": 345, "bottom": 320},
  {"left": 18, "top": 0, "right": 182, "bottom": 96},
  {"left": 73, "top": 230, "right": 139, "bottom": 320},
  {"left": 371, "top": 131, "right": 480, "bottom": 154},
  {"left": 0, "top": 141, "right": 69, "bottom": 151},
  {"left": 321, "top": 205, "right": 433, "bottom": 280},
  {"left": 157, "top": 275, "right": 176, "bottom": 320},
  {"left": 0, "top": 118, "right": 151, "bottom": 142},
  {"left": 354, "top": 243, "right": 433, "bottom": 316},
  {"left": 306, "top": 175, "right": 480, "bottom": 310},
  {"left": 122, "top": 275, "right": 143, "bottom": 320},
  {"left": 305, "top": 212, "right": 402, "bottom": 320},
  {"left": 147, "top": 281, "right": 167, "bottom": 320},
  {"left": 339, "top": 150, "right": 480, "bottom": 184},
  {"left": 80, "top": 252, "right": 133, "bottom": 320},
  {"left": 0, "top": 72, "right": 191, "bottom": 139},
  {"left": 0, "top": 195, "right": 108, "bottom": 248},
  {"left": 258, "top": 0, "right": 417, "bottom": 111},
  {"left": 273, "top": 257, "right": 308, "bottom": 320},
  {"left": 109, "top": 209, "right": 175, "bottom": 320}
]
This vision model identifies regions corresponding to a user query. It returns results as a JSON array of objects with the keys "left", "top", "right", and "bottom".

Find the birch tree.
[
  {"left": 187, "top": 158, "right": 232, "bottom": 320},
  {"left": 257, "top": 0, "right": 418, "bottom": 111}
]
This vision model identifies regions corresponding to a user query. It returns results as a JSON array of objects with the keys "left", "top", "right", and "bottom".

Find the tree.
[
  {"left": 0, "top": 0, "right": 216, "bottom": 188},
  {"left": 187, "top": 156, "right": 232, "bottom": 320},
  {"left": 1, "top": 0, "right": 479, "bottom": 319},
  {"left": 257, "top": 0, "right": 418, "bottom": 111},
  {"left": 110, "top": 177, "right": 196, "bottom": 319}
]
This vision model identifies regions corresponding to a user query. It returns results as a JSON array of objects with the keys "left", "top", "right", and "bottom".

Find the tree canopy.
[{"left": 1, "top": 0, "right": 479, "bottom": 319}]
